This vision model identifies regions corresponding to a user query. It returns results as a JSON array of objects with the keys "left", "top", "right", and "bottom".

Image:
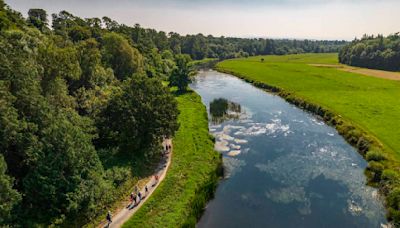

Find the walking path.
[{"left": 99, "top": 139, "right": 173, "bottom": 228}]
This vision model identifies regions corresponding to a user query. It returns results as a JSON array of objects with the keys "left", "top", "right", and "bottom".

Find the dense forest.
[
  {"left": 339, "top": 33, "right": 400, "bottom": 71},
  {"left": 0, "top": 1, "right": 347, "bottom": 226}
]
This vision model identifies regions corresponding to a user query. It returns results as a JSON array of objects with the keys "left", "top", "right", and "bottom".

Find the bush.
[
  {"left": 367, "top": 161, "right": 384, "bottom": 182},
  {"left": 381, "top": 169, "right": 400, "bottom": 186},
  {"left": 366, "top": 150, "right": 386, "bottom": 162},
  {"left": 387, "top": 188, "right": 400, "bottom": 224},
  {"left": 105, "top": 167, "right": 131, "bottom": 186}
]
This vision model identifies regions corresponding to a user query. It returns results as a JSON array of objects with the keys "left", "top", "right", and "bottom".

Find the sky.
[{"left": 5, "top": 0, "right": 400, "bottom": 40}]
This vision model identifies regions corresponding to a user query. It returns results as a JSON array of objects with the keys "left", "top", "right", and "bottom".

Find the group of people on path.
[{"left": 105, "top": 142, "right": 172, "bottom": 227}]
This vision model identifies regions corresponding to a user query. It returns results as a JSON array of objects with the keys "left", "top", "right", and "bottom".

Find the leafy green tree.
[
  {"left": 68, "top": 25, "right": 91, "bottom": 42},
  {"left": 101, "top": 33, "right": 143, "bottom": 80},
  {"left": 0, "top": 155, "right": 21, "bottom": 225},
  {"left": 27, "top": 9, "right": 47, "bottom": 31},
  {"left": 22, "top": 110, "right": 107, "bottom": 225},
  {"left": 339, "top": 33, "right": 400, "bottom": 71},
  {"left": 98, "top": 74, "right": 179, "bottom": 155},
  {"left": 169, "top": 54, "right": 193, "bottom": 93}
]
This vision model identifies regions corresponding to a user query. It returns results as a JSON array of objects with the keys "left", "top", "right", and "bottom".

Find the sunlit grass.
[{"left": 123, "top": 90, "right": 221, "bottom": 227}]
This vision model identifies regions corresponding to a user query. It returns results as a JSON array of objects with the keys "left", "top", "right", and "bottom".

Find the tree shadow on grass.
[
  {"left": 172, "top": 89, "right": 194, "bottom": 97},
  {"left": 99, "top": 147, "right": 163, "bottom": 179}
]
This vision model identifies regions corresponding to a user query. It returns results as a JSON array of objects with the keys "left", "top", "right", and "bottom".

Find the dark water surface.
[{"left": 191, "top": 70, "right": 386, "bottom": 228}]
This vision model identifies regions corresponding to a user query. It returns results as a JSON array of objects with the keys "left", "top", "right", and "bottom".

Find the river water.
[{"left": 191, "top": 70, "right": 386, "bottom": 228}]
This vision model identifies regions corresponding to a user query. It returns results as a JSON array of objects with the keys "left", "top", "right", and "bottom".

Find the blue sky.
[{"left": 5, "top": 0, "right": 400, "bottom": 40}]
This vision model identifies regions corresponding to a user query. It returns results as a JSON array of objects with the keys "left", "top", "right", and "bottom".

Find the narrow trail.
[{"left": 98, "top": 139, "right": 173, "bottom": 228}]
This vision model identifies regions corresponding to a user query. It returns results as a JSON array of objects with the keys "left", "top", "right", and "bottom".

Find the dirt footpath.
[
  {"left": 309, "top": 64, "right": 400, "bottom": 81},
  {"left": 98, "top": 139, "right": 172, "bottom": 228}
]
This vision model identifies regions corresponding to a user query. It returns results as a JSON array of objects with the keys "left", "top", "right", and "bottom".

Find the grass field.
[
  {"left": 217, "top": 53, "right": 400, "bottom": 160},
  {"left": 123, "top": 91, "right": 221, "bottom": 227},
  {"left": 216, "top": 53, "right": 400, "bottom": 223}
]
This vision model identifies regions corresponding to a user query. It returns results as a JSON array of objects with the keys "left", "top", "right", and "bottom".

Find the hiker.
[
  {"left": 145, "top": 185, "right": 148, "bottom": 195},
  {"left": 138, "top": 191, "right": 142, "bottom": 202},
  {"left": 168, "top": 144, "right": 172, "bottom": 151},
  {"left": 106, "top": 210, "right": 112, "bottom": 226},
  {"left": 133, "top": 193, "right": 137, "bottom": 205},
  {"left": 130, "top": 192, "right": 135, "bottom": 205},
  {"left": 152, "top": 175, "right": 158, "bottom": 187}
]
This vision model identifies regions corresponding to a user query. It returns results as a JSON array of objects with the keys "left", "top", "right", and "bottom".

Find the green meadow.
[
  {"left": 124, "top": 91, "right": 221, "bottom": 227},
  {"left": 217, "top": 53, "right": 400, "bottom": 161}
]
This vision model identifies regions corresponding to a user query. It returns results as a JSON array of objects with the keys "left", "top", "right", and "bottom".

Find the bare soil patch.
[{"left": 309, "top": 64, "right": 400, "bottom": 81}]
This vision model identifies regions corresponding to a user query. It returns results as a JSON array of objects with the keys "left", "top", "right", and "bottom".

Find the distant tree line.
[
  {"left": 339, "top": 33, "right": 400, "bottom": 71},
  {"left": 108, "top": 22, "right": 346, "bottom": 60}
]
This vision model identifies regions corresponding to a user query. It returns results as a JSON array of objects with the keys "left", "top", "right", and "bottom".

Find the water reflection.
[{"left": 209, "top": 98, "right": 243, "bottom": 124}]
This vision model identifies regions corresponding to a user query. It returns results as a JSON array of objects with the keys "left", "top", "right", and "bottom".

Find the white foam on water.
[
  {"left": 220, "top": 134, "right": 235, "bottom": 141},
  {"left": 227, "top": 150, "right": 241, "bottom": 157},
  {"left": 234, "top": 139, "right": 248, "bottom": 144},
  {"left": 215, "top": 140, "right": 230, "bottom": 152},
  {"left": 230, "top": 144, "right": 241, "bottom": 150}
]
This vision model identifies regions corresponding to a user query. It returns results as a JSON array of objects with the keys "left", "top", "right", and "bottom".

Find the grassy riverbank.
[
  {"left": 123, "top": 91, "right": 222, "bottom": 227},
  {"left": 216, "top": 53, "right": 400, "bottom": 225}
]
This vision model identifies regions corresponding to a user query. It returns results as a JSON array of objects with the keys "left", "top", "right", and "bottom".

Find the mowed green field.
[
  {"left": 123, "top": 91, "right": 221, "bottom": 227},
  {"left": 217, "top": 53, "right": 400, "bottom": 162}
]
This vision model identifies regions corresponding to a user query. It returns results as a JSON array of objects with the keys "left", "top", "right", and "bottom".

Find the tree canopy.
[
  {"left": 339, "top": 33, "right": 400, "bottom": 71},
  {"left": 168, "top": 54, "right": 193, "bottom": 93}
]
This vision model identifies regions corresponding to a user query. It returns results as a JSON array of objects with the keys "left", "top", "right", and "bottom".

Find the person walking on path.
[
  {"left": 152, "top": 175, "right": 159, "bottom": 187},
  {"left": 106, "top": 211, "right": 112, "bottom": 227},
  {"left": 129, "top": 192, "right": 135, "bottom": 207},
  {"left": 97, "top": 139, "right": 173, "bottom": 228},
  {"left": 138, "top": 191, "right": 142, "bottom": 203}
]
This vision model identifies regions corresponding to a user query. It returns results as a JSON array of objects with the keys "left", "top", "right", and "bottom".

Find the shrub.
[
  {"left": 367, "top": 161, "right": 384, "bottom": 182},
  {"left": 366, "top": 150, "right": 386, "bottom": 162},
  {"left": 380, "top": 169, "right": 399, "bottom": 195},
  {"left": 387, "top": 188, "right": 400, "bottom": 224}
]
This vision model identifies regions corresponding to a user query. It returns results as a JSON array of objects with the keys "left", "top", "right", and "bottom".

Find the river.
[{"left": 191, "top": 70, "right": 386, "bottom": 228}]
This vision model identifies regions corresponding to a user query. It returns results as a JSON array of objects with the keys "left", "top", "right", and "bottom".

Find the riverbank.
[
  {"left": 123, "top": 91, "right": 222, "bottom": 227},
  {"left": 216, "top": 53, "right": 400, "bottom": 225}
]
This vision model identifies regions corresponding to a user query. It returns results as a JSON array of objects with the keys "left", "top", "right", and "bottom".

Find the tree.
[
  {"left": 101, "top": 33, "right": 143, "bottom": 80},
  {"left": 169, "top": 54, "right": 193, "bottom": 93},
  {"left": 68, "top": 25, "right": 91, "bottom": 42},
  {"left": 339, "top": 33, "right": 400, "bottom": 71},
  {"left": 22, "top": 111, "right": 107, "bottom": 225},
  {"left": 97, "top": 74, "right": 179, "bottom": 155},
  {"left": 27, "top": 9, "right": 47, "bottom": 30},
  {"left": 0, "top": 155, "right": 21, "bottom": 225}
]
